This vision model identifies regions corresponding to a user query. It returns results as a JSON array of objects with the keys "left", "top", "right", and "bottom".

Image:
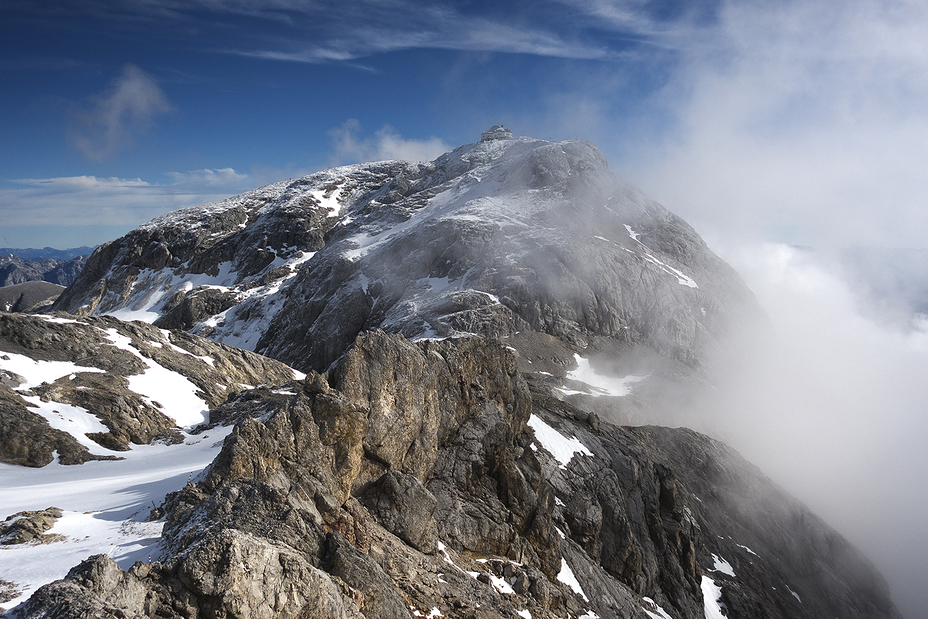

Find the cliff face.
[{"left": 9, "top": 331, "right": 898, "bottom": 619}]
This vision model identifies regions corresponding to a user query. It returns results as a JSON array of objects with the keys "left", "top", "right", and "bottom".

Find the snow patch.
[
  {"left": 527, "top": 414, "right": 593, "bottom": 469},
  {"left": 701, "top": 576, "right": 727, "bottom": 619},
  {"left": 556, "top": 557, "right": 589, "bottom": 601},
  {"left": 710, "top": 553, "right": 735, "bottom": 577},
  {"left": 642, "top": 597, "right": 675, "bottom": 619},
  {"left": 0, "top": 351, "right": 106, "bottom": 389},
  {"left": 102, "top": 329, "right": 209, "bottom": 427},
  {"left": 19, "top": 396, "right": 119, "bottom": 456},
  {"left": 562, "top": 354, "right": 646, "bottom": 397},
  {"left": 736, "top": 543, "right": 759, "bottom": 557}
]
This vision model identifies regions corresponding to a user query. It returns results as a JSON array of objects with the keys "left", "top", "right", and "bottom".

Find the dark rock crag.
[{"left": 13, "top": 332, "right": 900, "bottom": 619}]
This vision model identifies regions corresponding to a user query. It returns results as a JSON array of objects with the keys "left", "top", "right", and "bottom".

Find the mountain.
[
  {"left": 52, "top": 132, "right": 761, "bottom": 425},
  {"left": 0, "top": 130, "right": 901, "bottom": 618},
  {"left": 0, "top": 254, "right": 88, "bottom": 288},
  {"left": 0, "top": 248, "right": 94, "bottom": 263}
]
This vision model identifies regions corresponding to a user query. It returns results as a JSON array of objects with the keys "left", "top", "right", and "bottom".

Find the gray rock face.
[
  {"left": 0, "top": 507, "right": 63, "bottom": 545},
  {"left": 13, "top": 331, "right": 901, "bottom": 619}
]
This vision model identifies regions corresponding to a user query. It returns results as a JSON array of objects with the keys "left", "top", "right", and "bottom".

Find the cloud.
[
  {"left": 167, "top": 168, "right": 249, "bottom": 187},
  {"left": 328, "top": 120, "right": 452, "bottom": 165},
  {"left": 0, "top": 169, "right": 249, "bottom": 228},
  {"left": 691, "top": 242, "right": 928, "bottom": 619},
  {"left": 22, "top": 0, "right": 616, "bottom": 62},
  {"left": 68, "top": 64, "right": 174, "bottom": 160},
  {"left": 624, "top": 0, "right": 928, "bottom": 251}
]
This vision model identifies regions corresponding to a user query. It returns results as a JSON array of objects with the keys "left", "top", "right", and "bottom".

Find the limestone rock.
[
  {"left": 9, "top": 332, "right": 901, "bottom": 619},
  {"left": 0, "top": 507, "right": 63, "bottom": 545}
]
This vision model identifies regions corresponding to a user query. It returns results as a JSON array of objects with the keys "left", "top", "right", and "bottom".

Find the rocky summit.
[{"left": 0, "top": 130, "right": 902, "bottom": 618}]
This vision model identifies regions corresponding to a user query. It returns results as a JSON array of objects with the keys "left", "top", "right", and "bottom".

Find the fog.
[
  {"left": 671, "top": 243, "right": 925, "bottom": 618},
  {"left": 586, "top": 2, "right": 928, "bottom": 616}
]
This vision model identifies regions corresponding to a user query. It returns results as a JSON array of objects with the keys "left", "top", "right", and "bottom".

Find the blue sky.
[{"left": 4, "top": 0, "right": 925, "bottom": 252}]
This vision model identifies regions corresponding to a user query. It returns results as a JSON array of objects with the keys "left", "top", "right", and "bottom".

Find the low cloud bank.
[{"left": 694, "top": 242, "right": 928, "bottom": 619}]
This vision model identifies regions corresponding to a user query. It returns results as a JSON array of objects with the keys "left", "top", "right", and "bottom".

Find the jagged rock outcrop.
[
  {"left": 0, "top": 508, "right": 63, "bottom": 545},
  {"left": 0, "top": 312, "right": 300, "bottom": 467},
  {"left": 12, "top": 332, "right": 900, "bottom": 619}
]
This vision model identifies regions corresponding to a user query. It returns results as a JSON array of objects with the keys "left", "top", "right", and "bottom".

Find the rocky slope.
[
  {"left": 8, "top": 331, "right": 898, "bottom": 619},
  {"left": 0, "top": 312, "right": 300, "bottom": 467},
  {"left": 51, "top": 132, "right": 761, "bottom": 429},
  {"left": 0, "top": 282, "right": 64, "bottom": 313},
  {"left": 0, "top": 129, "right": 901, "bottom": 618}
]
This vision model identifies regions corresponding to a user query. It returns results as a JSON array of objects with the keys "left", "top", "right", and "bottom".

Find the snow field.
[
  {"left": 561, "top": 354, "right": 646, "bottom": 398},
  {"left": 0, "top": 424, "right": 234, "bottom": 611}
]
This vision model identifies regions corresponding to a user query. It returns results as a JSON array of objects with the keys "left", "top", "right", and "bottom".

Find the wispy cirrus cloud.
[
  {"left": 4, "top": 0, "right": 628, "bottom": 62},
  {"left": 67, "top": 64, "right": 174, "bottom": 161}
]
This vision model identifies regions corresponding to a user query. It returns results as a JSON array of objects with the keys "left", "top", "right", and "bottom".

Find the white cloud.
[
  {"left": 626, "top": 0, "right": 928, "bottom": 251},
  {"left": 167, "top": 168, "right": 249, "bottom": 186},
  {"left": 1, "top": 169, "right": 249, "bottom": 228},
  {"left": 328, "top": 120, "right": 451, "bottom": 165},
  {"left": 68, "top": 64, "right": 174, "bottom": 161},
  {"left": 691, "top": 242, "right": 928, "bottom": 619}
]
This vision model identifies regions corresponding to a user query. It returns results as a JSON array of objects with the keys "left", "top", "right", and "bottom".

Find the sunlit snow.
[
  {"left": 0, "top": 424, "right": 233, "bottom": 611},
  {"left": 556, "top": 557, "right": 589, "bottom": 601},
  {"left": 0, "top": 351, "right": 106, "bottom": 390},
  {"left": 642, "top": 597, "right": 676, "bottom": 619},
  {"left": 101, "top": 329, "right": 209, "bottom": 427},
  {"left": 19, "top": 395, "right": 118, "bottom": 455},
  {"left": 701, "top": 576, "right": 727, "bottom": 619},
  {"left": 710, "top": 553, "right": 735, "bottom": 577},
  {"left": 561, "top": 354, "right": 646, "bottom": 398}
]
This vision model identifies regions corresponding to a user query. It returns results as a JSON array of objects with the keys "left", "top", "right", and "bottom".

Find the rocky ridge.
[
  {"left": 9, "top": 331, "right": 899, "bottom": 619},
  {"left": 0, "top": 254, "right": 87, "bottom": 288}
]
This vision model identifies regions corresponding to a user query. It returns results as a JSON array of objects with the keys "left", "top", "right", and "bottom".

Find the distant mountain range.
[{"left": 0, "top": 247, "right": 94, "bottom": 262}]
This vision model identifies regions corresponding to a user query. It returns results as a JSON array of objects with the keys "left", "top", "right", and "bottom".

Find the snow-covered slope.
[{"left": 0, "top": 313, "right": 303, "bottom": 607}]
